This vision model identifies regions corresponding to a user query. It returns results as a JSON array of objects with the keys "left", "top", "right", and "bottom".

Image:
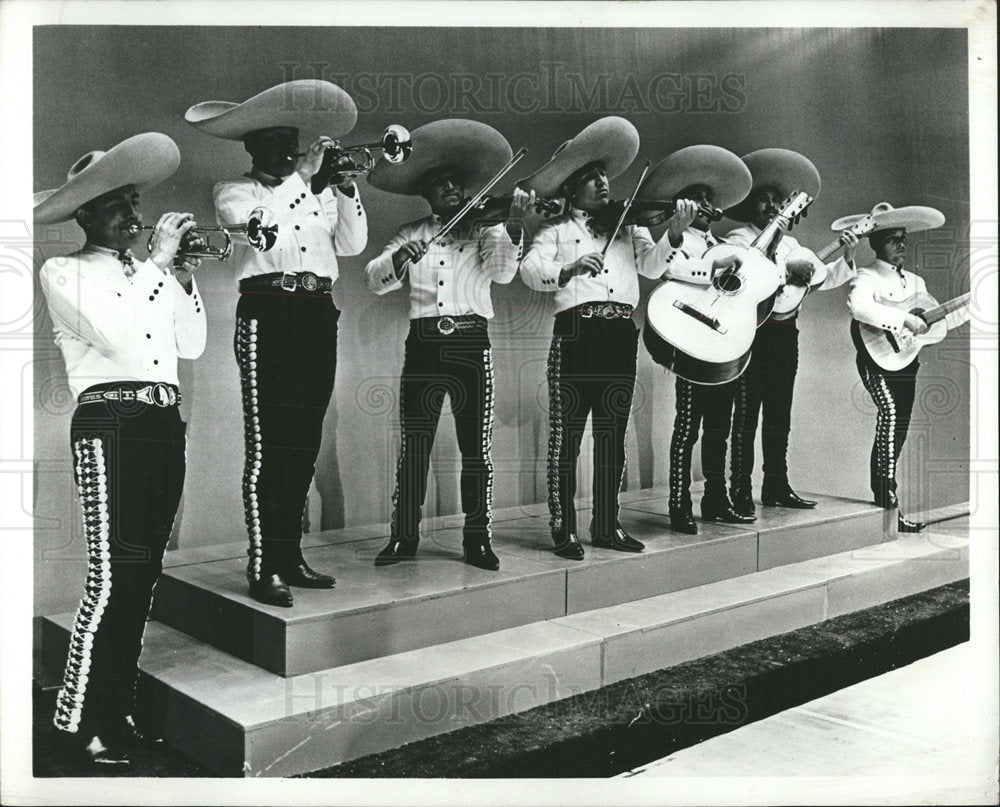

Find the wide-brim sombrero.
[
  {"left": 637, "top": 145, "right": 752, "bottom": 211},
  {"left": 726, "top": 148, "right": 821, "bottom": 222},
  {"left": 185, "top": 80, "right": 357, "bottom": 142},
  {"left": 367, "top": 119, "right": 512, "bottom": 196},
  {"left": 519, "top": 117, "right": 640, "bottom": 198},
  {"left": 831, "top": 202, "right": 945, "bottom": 234},
  {"left": 33, "top": 132, "right": 180, "bottom": 225}
]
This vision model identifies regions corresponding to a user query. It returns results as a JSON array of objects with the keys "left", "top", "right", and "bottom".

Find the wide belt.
[
  {"left": 78, "top": 382, "right": 181, "bottom": 407},
  {"left": 239, "top": 272, "right": 334, "bottom": 294},
  {"left": 565, "top": 302, "right": 635, "bottom": 320},
  {"left": 413, "top": 315, "right": 488, "bottom": 336}
]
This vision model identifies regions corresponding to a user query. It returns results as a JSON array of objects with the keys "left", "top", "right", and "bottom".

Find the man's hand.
[
  {"left": 171, "top": 256, "right": 202, "bottom": 293},
  {"left": 506, "top": 187, "right": 535, "bottom": 240},
  {"left": 148, "top": 212, "right": 197, "bottom": 271},
  {"left": 560, "top": 252, "right": 604, "bottom": 286},
  {"left": 392, "top": 240, "right": 428, "bottom": 276},
  {"left": 786, "top": 257, "right": 815, "bottom": 285},
  {"left": 840, "top": 230, "right": 860, "bottom": 265},
  {"left": 710, "top": 251, "right": 743, "bottom": 274},
  {"left": 904, "top": 313, "right": 930, "bottom": 336},
  {"left": 297, "top": 135, "right": 337, "bottom": 183},
  {"left": 666, "top": 199, "right": 699, "bottom": 246}
]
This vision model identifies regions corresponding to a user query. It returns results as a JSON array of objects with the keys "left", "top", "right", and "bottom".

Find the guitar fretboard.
[{"left": 923, "top": 292, "right": 971, "bottom": 325}]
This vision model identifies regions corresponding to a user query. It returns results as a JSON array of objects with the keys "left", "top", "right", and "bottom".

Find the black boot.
[
  {"left": 592, "top": 526, "right": 645, "bottom": 553},
  {"left": 762, "top": 478, "right": 816, "bottom": 509},
  {"left": 463, "top": 542, "right": 501, "bottom": 570},
  {"left": 730, "top": 478, "right": 756, "bottom": 517},
  {"left": 702, "top": 489, "right": 756, "bottom": 524},
  {"left": 669, "top": 506, "right": 698, "bottom": 534},
  {"left": 552, "top": 532, "right": 585, "bottom": 560},
  {"left": 375, "top": 538, "right": 419, "bottom": 567},
  {"left": 55, "top": 728, "right": 130, "bottom": 767},
  {"left": 898, "top": 515, "right": 926, "bottom": 533},
  {"left": 248, "top": 573, "right": 293, "bottom": 607},
  {"left": 285, "top": 557, "right": 336, "bottom": 588}
]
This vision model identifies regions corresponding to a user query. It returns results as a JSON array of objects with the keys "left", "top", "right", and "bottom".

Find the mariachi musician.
[
  {"left": 841, "top": 202, "right": 970, "bottom": 532},
  {"left": 35, "top": 133, "right": 206, "bottom": 764},
  {"left": 186, "top": 80, "right": 368, "bottom": 607},
  {"left": 519, "top": 117, "right": 724, "bottom": 559},
  {"left": 636, "top": 145, "right": 755, "bottom": 534},
  {"left": 365, "top": 120, "right": 529, "bottom": 571},
  {"left": 723, "top": 149, "right": 859, "bottom": 516}
]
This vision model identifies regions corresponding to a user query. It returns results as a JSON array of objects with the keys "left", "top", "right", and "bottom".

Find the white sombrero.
[
  {"left": 185, "top": 80, "right": 357, "bottom": 142},
  {"left": 831, "top": 202, "right": 945, "bottom": 234},
  {"left": 367, "top": 119, "right": 512, "bottom": 197},
  {"left": 520, "top": 117, "right": 640, "bottom": 198},
  {"left": 727, "top": 148, "right": 821, "bottom": 222},
  {"left": 637, "top": 145, "right": 752, "bottom": 211},
  {"left": 33, "top": 132, "right": 180, "bottom": 225}
]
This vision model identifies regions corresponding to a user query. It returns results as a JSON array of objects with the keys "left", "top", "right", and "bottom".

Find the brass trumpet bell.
[{"left": 310, "top": 124, "right": 413, "bottom": 192}]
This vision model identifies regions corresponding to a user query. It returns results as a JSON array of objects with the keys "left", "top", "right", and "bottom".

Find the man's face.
[
  {"left": 245, "top": 127, "right": 301, "bottom": 177},
  {"left": 750, "top": 186, "right": 783, "bottom": 230},
  {"left": 76, "top": 184, "right": 141, "bottom": 251},
  {"left": 422, "top": 167, "right": 465, "bottom": 218},
  {"left": 871, "top": 228, "right": 907, "bottom": 268},
  {"left": 566, "top": 162, "right": 610, "bottom": 212},
  {"left": 676, "top": 184, "right": 714, "bottom": 230}
]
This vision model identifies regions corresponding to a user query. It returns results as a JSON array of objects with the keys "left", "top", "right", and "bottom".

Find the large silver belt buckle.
[
  {"left": 280, "top": 273, "right": 298, "bottom": 292},
  {"left": 601, "top": 305, "right": 616, "bottom": 319},
  {"left": 137, "top": 383, "right": 175, "bottom": 407},
  {"left": 300, "top": 272, "right": 319, "bottom": 292},
  {"left": 437, "top": 316, "right": 457, "bottom": 335}
]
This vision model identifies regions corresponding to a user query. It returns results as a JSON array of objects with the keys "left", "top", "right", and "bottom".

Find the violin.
[
  {"left": 464, "top": 194, "right": 564, "bottom": 224},
  {"left": 590, "top": 199, "right": 724, "bottom": 232}
]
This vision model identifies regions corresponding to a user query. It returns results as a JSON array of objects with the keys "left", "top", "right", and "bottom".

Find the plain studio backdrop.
[{"left": 31, "top": 26, "right": 971, "bottom": 617}]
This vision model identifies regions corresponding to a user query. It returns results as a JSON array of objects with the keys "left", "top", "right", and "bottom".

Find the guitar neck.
[
  {"left": 922, "top": 292, "right": 971, "bottom": 325},
  {"left": 815, "top": 236, "right": 844, "bottom": 262},
  {"left": 750, "top": 218, "right": 787, "bottom": 258}
]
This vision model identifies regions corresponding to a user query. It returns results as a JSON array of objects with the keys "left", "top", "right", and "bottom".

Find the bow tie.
[{"left": 116, "top": 249, "right": 137, "bottom": 278}]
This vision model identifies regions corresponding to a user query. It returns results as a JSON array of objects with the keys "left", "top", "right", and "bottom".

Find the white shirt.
[
  {"left": 848, "top": 258, "right": 970, "bottom": 334},
  {"left": 365, "top": 215, "right": 523, "bottom": 320},
  {"left": 39, "top": 245, "right": 207, "bottom": 399},
  {"left": 658, "top": 226, "right": 727, "bottom": 284},
  {"left": 725, "top": 223, "right": 856, "bottom": 291},
  {"left": 214, "top": 170, "right": 368, "bottom": 282},
  {"left": 520, "top": 208, "right": 707, "bottom": 313}
]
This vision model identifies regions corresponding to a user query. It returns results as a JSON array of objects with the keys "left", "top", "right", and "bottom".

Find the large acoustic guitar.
[
  {"left": 856, "top": 291, "right": 970, "bottom": 371},
  {"left": 770, "top": 214, "right": 877, "bottom": 319},
  {"left": 643, "top": 191, "right": 813, "bottom": 385}
]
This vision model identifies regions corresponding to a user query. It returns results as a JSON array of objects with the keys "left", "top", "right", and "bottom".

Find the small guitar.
[
  {"left": 644, "top": 190, "right": 813, "bottom": 385},
  {"left": 771, "top": 215, "right": 877, "bottom": 319},
  {"left": 857, "top": 291, "right": 970, "bottom": 371}
]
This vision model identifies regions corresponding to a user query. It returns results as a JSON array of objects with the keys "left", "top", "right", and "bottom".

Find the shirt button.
[
  {"left": 289, "top": 204, "right": 295, "bottom": 209},
  {"left": 438, "top": 302, "right": 444, "bottom": 307},
  {"left": 458, "top": 247, "right": 463, "bottom": 252},
  {"left": 439, "top": 261, "right": 445, "bottom": 266},
  {"left": 153, "top": 359, "right": 159, "bottom": 365},
  {"left": 146, "top": 333, "right": 151, "bottom": 339},
  {"left": 609, "top": 289, "right": 614, "bottom": 293},
  {"left": 439, "top": 280, "right": 444, "bottom": 286},
  {"left": 295, "top": 225, "right": 301, "bottom": 231},
  {"left": 148, "top": 295, "right": 155, "bottom": 301},
  {"left": 604, "top": 269, "right": 608, "bottom": 274},
  {"left": 300, "top": 247, "right": 307, "bottom": 252}
]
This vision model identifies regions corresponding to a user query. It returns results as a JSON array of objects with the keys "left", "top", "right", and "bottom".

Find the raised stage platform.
[{"left": 41, "top": 488, "right": 969, "bottom": 777}]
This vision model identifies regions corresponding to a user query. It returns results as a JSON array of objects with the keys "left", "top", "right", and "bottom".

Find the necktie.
[{"left": 117, "top": 249, "right": 137, "bottom": 279}]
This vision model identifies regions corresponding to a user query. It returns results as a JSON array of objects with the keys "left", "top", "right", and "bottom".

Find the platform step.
[
  {"left": 42, "top": 520, "right": 968, "bottom": 777},
  {"left": 150, "top": 490, "right": 887, "bottom": 676}
]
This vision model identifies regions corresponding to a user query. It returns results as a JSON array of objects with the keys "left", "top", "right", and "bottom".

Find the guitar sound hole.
[{"left": 713, "top": 270, "right": 743, "bottom": 295}]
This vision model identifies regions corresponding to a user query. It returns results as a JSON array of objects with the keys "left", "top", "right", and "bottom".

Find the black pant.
[
  {"left": 234, "top": 288, "right": 339, "bottom": 580},
  {"left": 547, "top": 313, "right": 639, "bottom": 540},
  {"left": 855, "top": 350, "right": 919, "bottom": 506},
  {"left": 54, "top": 385, "right": 186, "bottom": 738},
  {"left": 669, "top": 377, "right": 736, "bottom": 511},
  {"left": 730, "top": 318, "right": 799, "bottom": 492},
  {"left": 390, "top": 317, "right": 494, "bottom": 546}
]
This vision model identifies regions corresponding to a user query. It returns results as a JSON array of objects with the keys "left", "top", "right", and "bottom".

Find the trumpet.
[
  {"left": 128, "top": 207, "right": 278, "bottom": 261},
  {"left": 307, "top": 124, "right": 413, "bottom": 192}
]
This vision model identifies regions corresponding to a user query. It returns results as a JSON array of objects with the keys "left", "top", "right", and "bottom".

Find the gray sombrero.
[
  {"left": 185, "top": 80, "right": 357, "bottom": 142},
  {"left": 367, "top": 119, "right": 512, "bottom": 196},
  {"left": 33, "top": 132, "right": 180, "bottom": 225},
  {"left": 637, "top": 145, "right": 752, "bottom": 211},
  {"left": 726, "top": 148, "right": 821, "bottom": 222},
  {"left": 520, "top": 117, "right": 640, "bottom": 198},
  {"left": 831, "top": 202, "right": 945, "bottom": 234}
]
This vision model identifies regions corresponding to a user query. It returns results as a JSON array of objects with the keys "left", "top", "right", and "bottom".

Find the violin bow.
[
  {"left": 425, "top": 148, "right": 528, "bottom": 251},
  {"left": 600, "top": 160, "right": 651, "bottom": 259}
]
